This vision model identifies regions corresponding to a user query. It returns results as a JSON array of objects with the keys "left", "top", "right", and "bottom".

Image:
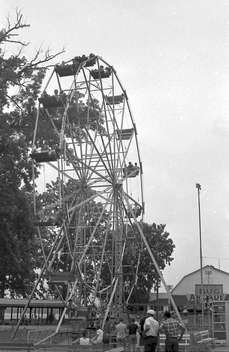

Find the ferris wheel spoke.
[
  {"left": 59, "top": 81, "right": 75, "bottom": 150},
  {"left": 83, "top": 74, "right": 92, "bottom": 174},
  {"left": 102, "top": 237, "right": 127, "bottom": 328},
  {"left": 105, "top": 104, "right": 126, "bottom": 179},
  {"left": 66, "top": 138, "right": 84, "bottom": 180},
  {"left": 68, "top": 185, "right": 112, "bottom": 214},
  {"left": 78, "top": 194, "right": 112, "bottom": 267},
  {"left": 82, "top": 69, "right": 114, "bottom": 174},
  {"left": 113, "top": 100, "right": 126, "bottom": 173},
  {"left": 102, "top": 93, "right": 132, "bottom": 182},
  {"left": 123, "top": 190, "right": 142, "bottom": 207},
  {"left": 96, "top": 67, "right": 114, "bottom": 171},
  {"left": 93, "top": 202, "right": 113, "bottom": 290},
  {"left": 93, "top": 219, "right": 111, "bottom": 297},
  {"left": 71, "top": 205, "right": 84, "bottom": 263},
  {"left": 86, "top": 132, "right": 115, "bottom": 183},
  {"left": 84, "top": 66, "right": 125, "bottom": 178},
  {"left": 69, "top": 150, "right": 112, "bottom": 185},
  {"left": 68, "top": 192, "right": 99, "bottom": 213},
  {"left": 78, "top": 129, "right": 85, "bottom": 176},
  {"left": 83, "top": 126, "right": 113, "bottom": 180},
  {"left": 88, "top": 75, "right": 116, "bottom": 172},
  {"left": 84, "top": 128, "right": 99, "bottom": 180}
]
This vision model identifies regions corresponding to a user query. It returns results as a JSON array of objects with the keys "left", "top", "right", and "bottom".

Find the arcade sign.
[{"left": 189, "top": 284, "right": 224, "bottom": 304}]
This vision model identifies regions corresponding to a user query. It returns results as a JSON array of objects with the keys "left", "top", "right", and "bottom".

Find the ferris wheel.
[
  {"left": 12, "top": 54, "right": 184, "bottom": 344},
  {"left": 20, "top": 54, "right": 145, "bottom": 336}
]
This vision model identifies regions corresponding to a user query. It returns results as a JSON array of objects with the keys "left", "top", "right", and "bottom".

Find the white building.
[{"left": 150, "top": 265, "right": 229, "bottom": 311}]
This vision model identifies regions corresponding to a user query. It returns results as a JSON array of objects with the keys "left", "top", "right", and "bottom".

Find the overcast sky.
[{"left": 2, "top": 0, "right": 229, "bottom": 290}]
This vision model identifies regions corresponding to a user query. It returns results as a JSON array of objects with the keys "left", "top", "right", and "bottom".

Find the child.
[{"left": 73, "top": 330, "right": 91, "bottom": 345}]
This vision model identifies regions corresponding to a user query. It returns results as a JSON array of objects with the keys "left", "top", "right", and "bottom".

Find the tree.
[
  {"left": 123, "top": 222, "right": 175, "bottom": 305},
  {"left": 0, "top": 11, "right": 63, "bottom": 297}
]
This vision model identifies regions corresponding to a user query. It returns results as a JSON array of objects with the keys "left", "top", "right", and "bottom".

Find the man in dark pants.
[
  {"left": 160, "top": 311, "right": 185, "bottom": 352},
  {"left": 143, "top": 309, "right": 159, "bottom": 352}
]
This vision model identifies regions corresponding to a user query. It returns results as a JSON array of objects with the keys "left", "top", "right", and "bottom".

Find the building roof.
[
  {"left": 150, "top": 293, "right": 188, "bottom": 306},
  {"left": 172, "top": 265, "right": 229, "bottom": 293},
  {"left": 0, "top": 299, "right": 65, "bottom": 308}
]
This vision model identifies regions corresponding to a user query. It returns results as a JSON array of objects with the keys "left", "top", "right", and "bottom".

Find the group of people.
[
  {"left": 91, "top": 65, "right": 112, "bottom": 79},
  {"left": 115, "top": 310, "right": 185, "bottom": 352},
  {"left": 123, "top": 162, "right": 140, "bottom": 177},
  {"left": 141, "top": 309, "right": 185, "bottom": 352},
  {"left": 74, "top": 309, "right": 185, "bottom": 352}
]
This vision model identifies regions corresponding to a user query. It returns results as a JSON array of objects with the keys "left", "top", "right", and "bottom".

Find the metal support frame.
[{"left": 21, "top": 55, "right": 146, "bottom": 344}]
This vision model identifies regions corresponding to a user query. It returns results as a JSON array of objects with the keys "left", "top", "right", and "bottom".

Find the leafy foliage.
[
  {"left": 0, "top": 11, "right": 62, "bottom": 297},
  {"left": 0, "top": 183, "right": 37, "bottom": 297},
  {"left": 124, "top": 222, "right": 175, "bottom": 304}
]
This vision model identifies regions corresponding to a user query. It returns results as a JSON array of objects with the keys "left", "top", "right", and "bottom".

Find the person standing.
[
  {"left": 143, "top": 309, "right": 159, "bottom": 352},
  {"left": 116, "top": 317, "right": 128, "bottom": 348},
  {"left": 134, "top": 316, "right": 141, "bottom": 349},
  {"left": 128, "top": 318, "right": 139, "bottom": 352},
  {"left": 139, "top": 314, "right": 147, "bottom": 346},
  {"left": 159, "top": 311, "right": 185, "bottom": 352}
]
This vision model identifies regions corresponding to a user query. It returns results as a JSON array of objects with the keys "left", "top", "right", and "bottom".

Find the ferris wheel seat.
[
  {"left": 39, "top": 95, "right": 65, "bottom": 108},
  {"left": 73, "top": 53, "right": 96, "bottom": 67},
  {"left": 105, "top": 94, "right": 124, "bottom": 105},
  {"left": 84, "top": 56, "right": 96, "bottom": 67},
  {"left": 31, "top": 149, "right": 60, "bottom": 163},
  {"left": 116, "top": 128, "right": 134, "bottom": 140},
  {"left": 90, "top": 67, "right": 112, "bottom": 79},
  {"left": 67, "top": 106, "right": 100, "bottom": 124},
  {"left": 55, "top": 63, "right": 80, "bottom": 77},
  {"left": 48, "top": 271, "right": 76, "bottom": 283},
  {"left": 33, "top": 219, "right": 60, "bottom": 226},
  {"left": 126, "top": 206, "right": 142, "bottom": 218},
  {"left": 123, "top": 166, "right": 140, "bottom": 178}
]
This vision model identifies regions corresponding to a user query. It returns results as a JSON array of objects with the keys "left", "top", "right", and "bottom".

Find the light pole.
[{"left": 196, "top": 183, "right": 204, "bottom": 327}]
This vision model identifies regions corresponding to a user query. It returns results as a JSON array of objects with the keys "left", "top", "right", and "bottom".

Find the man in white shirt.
[{"left": 143, "top": 309, "right": 159, "bottom": 352}]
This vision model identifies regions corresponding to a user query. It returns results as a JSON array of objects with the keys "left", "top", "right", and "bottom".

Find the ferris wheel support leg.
[
  {"left": 123, "top": 194, "right": 184, "bottom": 326},
  {"left": 32, "top": 161, "right": 36, "bottom": 215},
  {"left": 34, "top": 331, "right": 57, "bottom": 346},
  {"left": 32, "top": 103, "right": 40, "bottom": 150},
  {"left": 11, "top": 226, "right": 65, "bottom": 340},
  {"left": 102, "top": 278, "right": 119, "bottom": 330},
  {"left": 34, "top": 306, "right": 69, "bottom": 346},
  {"left": 93, "top": 219, "right": 111, "bottom": 298}
]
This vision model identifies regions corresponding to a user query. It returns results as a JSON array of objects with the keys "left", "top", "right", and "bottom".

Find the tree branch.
[
  {"left": 0, "top": 9, "right": 30, "bottom": 45},
  {"left": 6, "top": 94, "right": 23, "bottom": 110},
  {"left": 5, "top": 39, "right": 29, "bottom": 46},
  {"left": 18, "top": 49, "right": 65, "bottom": 74}
]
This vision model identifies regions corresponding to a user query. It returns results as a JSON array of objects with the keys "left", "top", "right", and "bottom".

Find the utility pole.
[
  {"left": 155, "top": 278, "right": 160, "bottom": 321},
  {"left": 196, "top": 183, "right": 204, "bottom": 327}
]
